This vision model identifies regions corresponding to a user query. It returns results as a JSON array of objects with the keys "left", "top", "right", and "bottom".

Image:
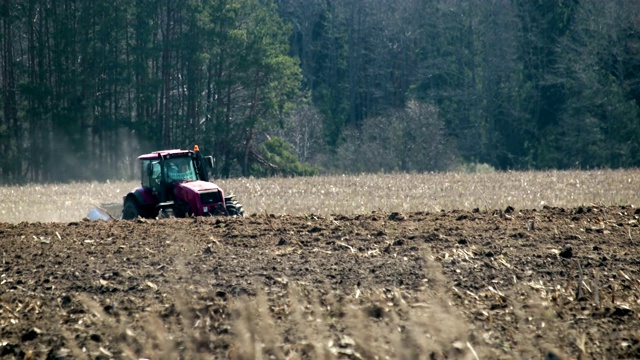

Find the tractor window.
[
  {"left": 165, "top": 157, "right": 197, "bottom": 182},
  {"left": 141, "top": 160, "right": 161, "bottom": 188}
]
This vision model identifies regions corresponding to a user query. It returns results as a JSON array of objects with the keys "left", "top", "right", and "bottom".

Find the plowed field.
[{"left": 1, "top": 205, "right": 639, "bottom": 359}]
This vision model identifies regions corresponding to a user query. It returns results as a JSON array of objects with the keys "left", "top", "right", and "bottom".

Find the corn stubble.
[{"left": 0, "top": 169, "right": 638, "bottom": 223}]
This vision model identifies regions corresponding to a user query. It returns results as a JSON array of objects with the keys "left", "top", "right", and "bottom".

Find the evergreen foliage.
[
  {"left": 253, "top": 136, "right": 318, "bottom": 177},
  {"left": 0, "top": 0, "right": 639, "bottom": 183}
]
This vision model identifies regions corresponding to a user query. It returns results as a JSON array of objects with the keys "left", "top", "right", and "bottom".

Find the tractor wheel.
[
  {"left": 122, "top": 198, "right": 141, "bottom": 220},
  {"left": 225, "top": 198, "right": 244, "bottom": 217},
  {"left": 174, "top": 203, "right": 192, "bottom": 218}
]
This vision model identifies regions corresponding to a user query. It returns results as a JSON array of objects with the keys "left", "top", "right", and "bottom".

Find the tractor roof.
[{"left": 138, "top": 149, "right": 193, "bottom": 160}]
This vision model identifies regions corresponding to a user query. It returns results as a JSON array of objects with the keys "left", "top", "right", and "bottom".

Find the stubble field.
[{"left": 1, "top": 169, "right": 640, "bottom": 359}]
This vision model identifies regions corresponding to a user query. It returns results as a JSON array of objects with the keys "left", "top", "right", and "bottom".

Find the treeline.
[
  {"left": 0, "top": 0, "right": 300, "bottom": 182},
  {"left": 1, "top": 0, "right": 639, "bottom": 183},
  {"left": 277, "top": 0, "right": 640, "bottom": 172}
]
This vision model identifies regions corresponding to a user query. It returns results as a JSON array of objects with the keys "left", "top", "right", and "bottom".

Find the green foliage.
[
  {"left": 199, "top": 0, "right": 302, "bottom": 177},
  {"left": 2, "top": 0, "right": 640, "bottom": 183},
  {"left": 254, "top": 137, "right": 318, "bottom": 177},
  {"left": 552, "top": 1, "right": 640, "bottom": 169}
]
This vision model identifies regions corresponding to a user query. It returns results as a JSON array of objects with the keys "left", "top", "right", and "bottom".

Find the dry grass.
[
  {"left": 69, "top": 254, "right": 475, "bottom": 360},
  {"left": 0, "top": 181, "right": 132, "bottom": 222},
  {"left": 1, "top": 169, "right": 639, "bottom": 223},
  {"left": 221, "top": 281, "right": 476, "bottom": 360}
]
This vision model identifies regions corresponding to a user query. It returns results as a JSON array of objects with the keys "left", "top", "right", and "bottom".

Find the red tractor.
[{"left": 122, "top": 145, "right": 244, "bottom": 219}]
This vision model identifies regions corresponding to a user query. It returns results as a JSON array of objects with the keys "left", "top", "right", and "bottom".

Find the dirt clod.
[
  {"left": 365, "top": 304, "right": 385, "bottom": 319},
  {"left": 611, "top": 305, "right": 633, "bottom": 317},
  {"left": 21, "top": 328, "right": 42, "bottom": 342},
  {"left": 559, "top": 245, "right": 573, "bottom": 259}
]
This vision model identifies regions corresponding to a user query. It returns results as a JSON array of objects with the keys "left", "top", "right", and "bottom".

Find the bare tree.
[
  {"left": 335, "top": 101, "right": 457, "bottom": 173},
  {"left": 276, "top": 103, "right": 325, "bottom": 164}
]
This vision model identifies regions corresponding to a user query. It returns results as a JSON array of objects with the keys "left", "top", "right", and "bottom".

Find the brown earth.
[{"left": 1, "top": 205, "right": 639, "bottom": 359}]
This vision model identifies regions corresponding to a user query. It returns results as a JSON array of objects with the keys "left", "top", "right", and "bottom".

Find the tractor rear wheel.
[{"left": 122, "top": 198, "right": 141, "bottom": 220}]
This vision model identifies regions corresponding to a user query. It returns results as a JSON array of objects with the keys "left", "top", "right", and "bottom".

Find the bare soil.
[{"left": 1, "top": 205, "right": 639, "bottom": 359}]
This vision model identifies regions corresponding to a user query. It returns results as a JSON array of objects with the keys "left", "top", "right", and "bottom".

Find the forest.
[{"left": 0, "top": 0, "right": 639, "bottom": 183}]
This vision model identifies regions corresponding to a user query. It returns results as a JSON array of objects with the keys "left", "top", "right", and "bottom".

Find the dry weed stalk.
[
  {"left": 593, "top": 270, "right": 600, "bottom": 309},
  {"left": 576, "top": 261, "right": 584, "bottom": 300},
  {"left": 287, "top": 284, "right": 327, "bottom": 358},
  {"left": 229, "top": 296, "right": 261, "bottom": 360}
]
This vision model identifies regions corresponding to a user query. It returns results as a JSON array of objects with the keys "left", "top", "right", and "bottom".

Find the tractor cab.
[
  {"left": 143, "top": 156, "right": 198, "bottom": 186},
  {"left": 141, "top": 150, "right": 202, "bottom": 202}
]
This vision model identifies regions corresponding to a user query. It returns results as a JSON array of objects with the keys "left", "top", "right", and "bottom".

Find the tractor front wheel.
[
  {"left": 122, "top": 198, "right": 141, "bottom": 220},
  {"left": 174, "top": 202, "right": 192, "bottom": 218},
  {"left": 224, "top": 197, "right": 244, "bottom": 216}
]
